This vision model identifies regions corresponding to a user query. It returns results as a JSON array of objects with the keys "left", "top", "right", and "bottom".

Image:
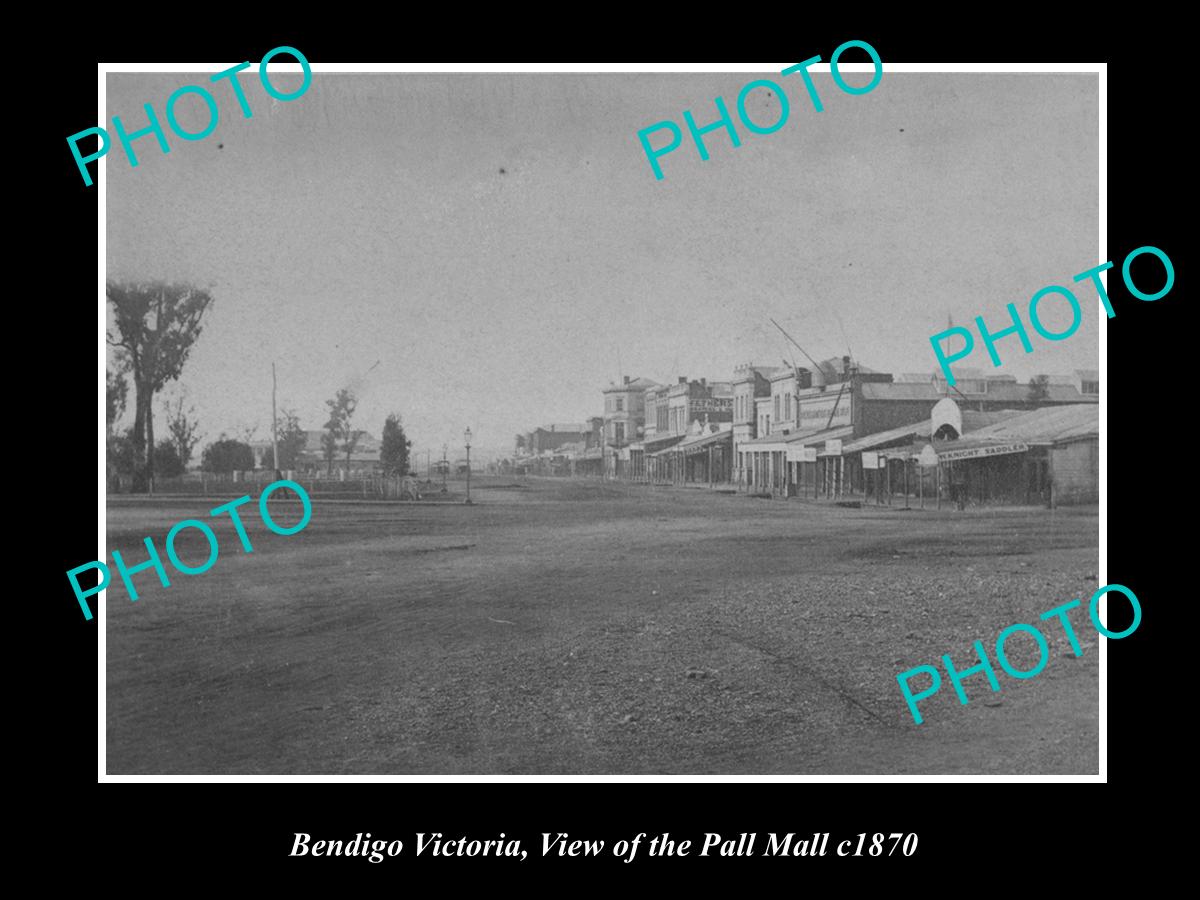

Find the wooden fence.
[{"left": 110, "top": 470, "right": 429, "bottom": 500}]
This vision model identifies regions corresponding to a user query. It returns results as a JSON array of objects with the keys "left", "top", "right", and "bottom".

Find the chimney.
[
  {"left": 678, "top": 376, "right": 687, "bottom": 384},
  {"left": 623, "top": 375, "right": 630, "bottom": 385}
]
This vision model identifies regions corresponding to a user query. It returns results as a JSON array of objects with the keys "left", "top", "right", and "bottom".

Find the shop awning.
[
  {"left": 644, "top": 434, "right": 685, "bottom": 455},
  {"left": 677, "top": 429, "right": 733, "bottom": 456},
  {"left": 741, "top": 424, "right": 853, "bottom": 455},
  {"left": 842, "top": 421, "right": 931, "bottom": 455}
]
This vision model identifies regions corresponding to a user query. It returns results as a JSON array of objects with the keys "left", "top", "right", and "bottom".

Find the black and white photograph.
[{"left": 98, "top": 62, "right": 1104, "bottom": 777}]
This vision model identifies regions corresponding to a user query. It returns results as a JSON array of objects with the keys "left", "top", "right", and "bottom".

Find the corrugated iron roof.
[
  {"left": 959, "top": 403, "right": 1098, "bottom": 444},
  {"left": 961, "top": 408, "right": 1024, "bottom": 430},
  {"left": 643, "top": 434, "right": 685, "bottom": 451},
  {"left": 604, "top": 377, "right": 660, "bottom": 392},
  {"left": 741, "top": 424, "right": 854, "bottom": 449},
  {"left": 842, "top": 422, "right": 930, "bottom": 454},
  {"left": 840, "top": 408, "right": 1026, "bottom": 455},
  {"left": 676, "top": 429, "right": 734, "bottom": 454},
  {"left": 860, "top": 381, "right": 1096, "bottom": 404}
]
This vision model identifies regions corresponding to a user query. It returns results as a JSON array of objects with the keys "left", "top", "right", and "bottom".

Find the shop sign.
[{"left": 936, "top": 442, "right": 1029, "bottom": 462}]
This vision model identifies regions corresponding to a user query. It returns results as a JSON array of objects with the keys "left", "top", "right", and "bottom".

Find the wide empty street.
[{"left": 105, "top": 478, "right": 1099, "bottom": 774}]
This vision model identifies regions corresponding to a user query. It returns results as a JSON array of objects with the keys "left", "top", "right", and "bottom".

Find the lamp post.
[
  {"left": 464, "top": 427, "right": 473, "bottom": 505},
  {"left": 441, "top": 444, "right": 448, "bottom": 493}
]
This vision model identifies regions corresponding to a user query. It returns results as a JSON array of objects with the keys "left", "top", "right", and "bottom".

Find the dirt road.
[{"left": 105, "top": 478, "right": 1099, "bottom": 774}]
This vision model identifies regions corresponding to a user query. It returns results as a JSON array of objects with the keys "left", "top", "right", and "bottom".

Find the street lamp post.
[
  {"left": 441, "top": 444, "right": 448, "bottom": 493},
  {"left": 464, "top": 427, "right": 473, "bottom": 505}
]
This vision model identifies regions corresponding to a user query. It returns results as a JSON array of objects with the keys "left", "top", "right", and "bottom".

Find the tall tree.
[
  {"left": 107, "top": 355, "right": 129, "bottom": 437},
  {"left": 323, "top": 388, "right": 358, "bottom": 475},
  {"left": 106, "top": 354, "right": 130, "bottom": 491},
  {"left": 343, "top": 429, "right": 362, "bottom": 473},
  {"left": 107, "top": 281, "right": 213, "bottom": 492},
  {"left": 163, "top": 396, "right": 201, "bottom": 468},
  {"left": 380, "top": 414, "right": 413, "bottom": 476},
  {"left": 320, "top": 430, "right": 339, "bottom": 475}
]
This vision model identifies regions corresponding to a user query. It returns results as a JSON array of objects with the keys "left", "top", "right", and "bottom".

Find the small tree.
[
  {"left": 323, "top": 388, "right": 358, "bottom": 475},
  {"left": 110, "top": 428, "right": 137, "bottom": 476},
  {"left": 263, "top": 409, "right": 307, "bottom": 471},
  {"left": 1027, "top": 374, "right": 1051, "bottom": 401},
  {"left": 380, "top": 414, "right": 412, "bottom": 476},
  {"left": 163, "top": 396, "right": 201, "bottom": 468},
  {"left": 202, "top": 437, "right": 255, "bottom": 474},
  {"left": 154, "top": 440, "right": 186, "bottom": 478}
]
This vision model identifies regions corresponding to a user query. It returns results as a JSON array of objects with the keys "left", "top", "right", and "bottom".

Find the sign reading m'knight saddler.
[{"left": 936, "top": 442, "right": 1029, "bottom": 462}]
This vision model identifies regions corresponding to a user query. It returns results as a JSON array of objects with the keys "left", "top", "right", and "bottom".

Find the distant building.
[
  {"left": 1074, "top": 369, "right": 1100, "bottom": 396},
  {"left": 731, "top": 363, "right": 779, "bottom": 488},
  {"left": 527, "top": 423, "right": 597, "bottom": 455},
  {"left": 642, "top": 376, "right": 734, "bottom": 484},
  {"left": 511, "top": 419, "right": 603, "bottom": 477},
  {"left": 643, "top": 383, "right": 671, "bottom": 443},
  {"left": 289, "top": 430, "right": 382, "bottom": 474},
  {"left": 602, "top": 375, "right": 659, "bottom": 478},
  {"left": 740, "top": 357, "right": 868, "bottom": 495},
  {"left": 251, "top": 430, "right": 382, "bottom": 473}
]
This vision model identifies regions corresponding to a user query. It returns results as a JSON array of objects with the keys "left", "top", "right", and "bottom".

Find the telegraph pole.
[{"left": 271, "top": 363, "right": 279, "bottom": 475}]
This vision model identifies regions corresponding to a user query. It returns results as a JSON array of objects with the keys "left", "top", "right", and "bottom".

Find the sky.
[{"left": 106, "top": 69, "right": 1100, "bottom": 463}]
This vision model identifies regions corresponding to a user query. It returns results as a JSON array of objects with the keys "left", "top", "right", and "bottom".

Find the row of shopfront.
[
  {"left": 629, "top": 422, "right": 737, "bottom": 485},
  {"left": 731, "top": 393, "right": 1097, "bottom": 507},
  {"left": 601, "top": 369, "right": 1099, "bottom": 507}
]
